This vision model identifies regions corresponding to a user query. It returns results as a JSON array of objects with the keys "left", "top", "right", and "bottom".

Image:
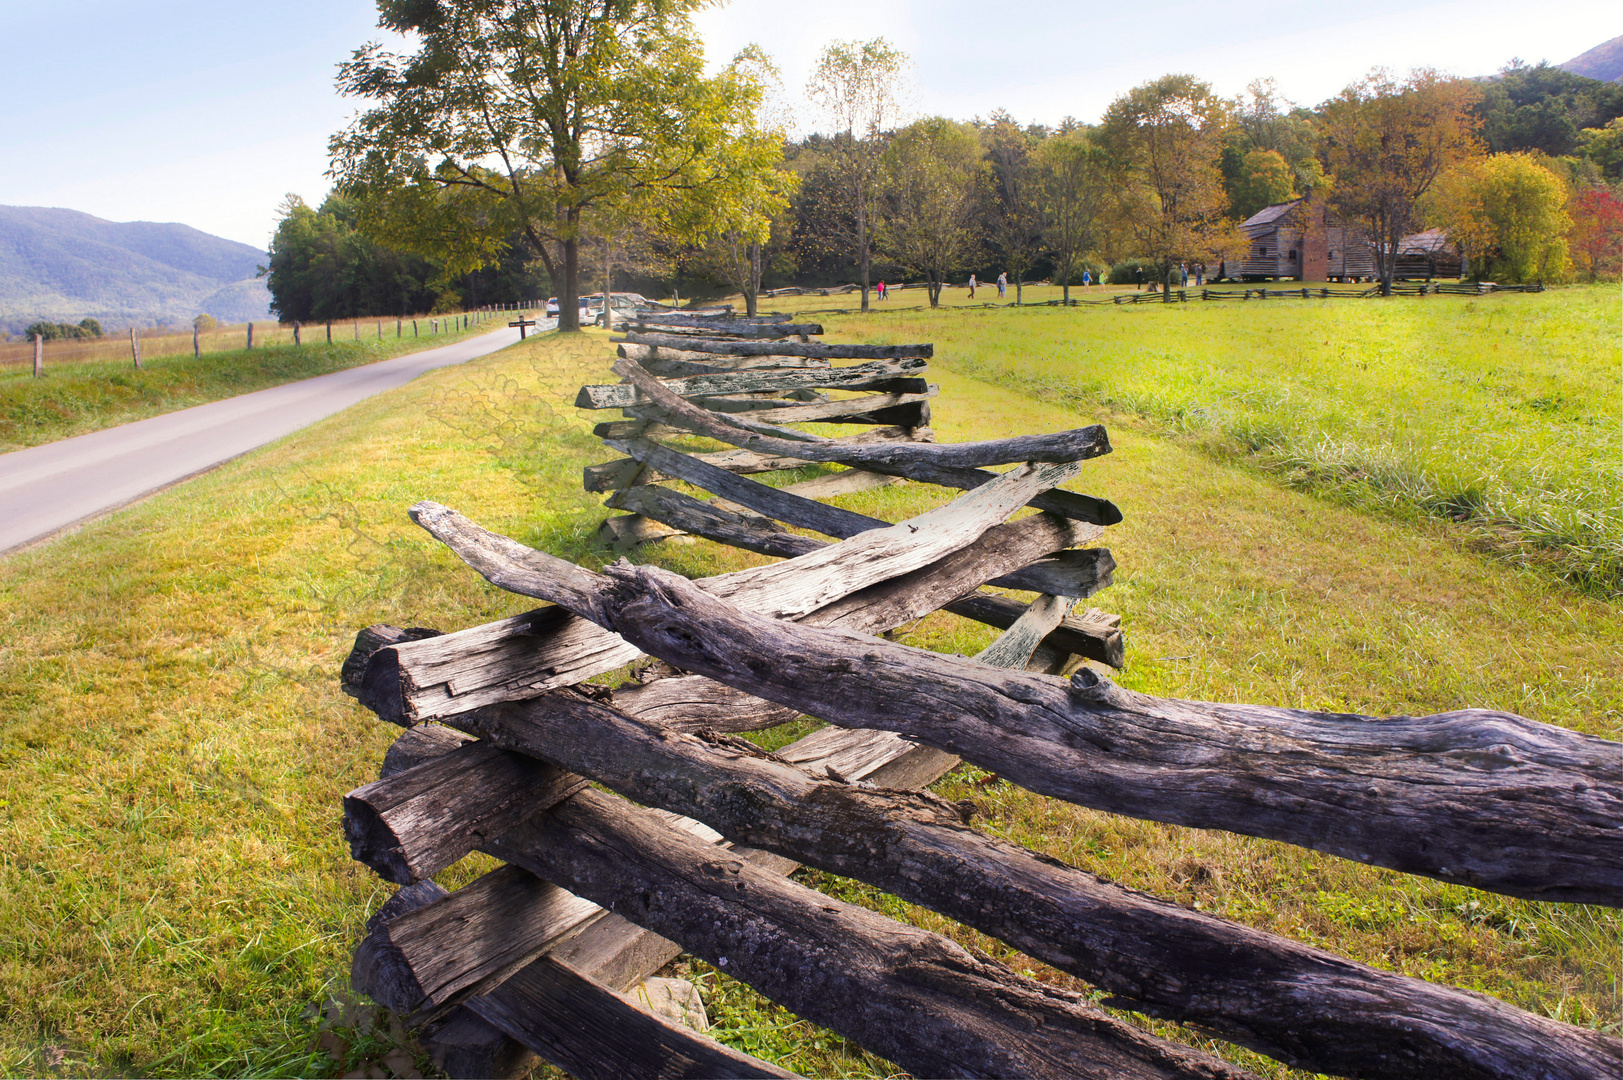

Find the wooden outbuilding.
[
  {"left": 1236, "top": 196, "right": 1377, "bottom": 282},
  {"left": 1237, "top": 197, "right": 1463, "bottom": 282}
]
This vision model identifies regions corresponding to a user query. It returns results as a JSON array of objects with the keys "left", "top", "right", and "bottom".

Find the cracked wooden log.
[
  {"left": 632, "top": 351, "right": 830, "bottom": 376},
  {"left": 344, "top": 741, "right": 589, "bottom": 884},
  {"left": 598, "top": 389, "right": 937, "bottom": 438},
  {"left": 575, "top": 359, "right": 929, "bottom": 410},
  {"left": 583, "top": 425, "right": 919, "bottom": 493},
  {"left": 600, "top": 477, "right": 1112, "bottom": 601},
  {"left": 611, "top": 359, "right": 1121, "bottom": 524},
  {"left": 438, "top": 688, "right": 1616, "bottom": 1080},
  {"left": 623, "top": 318, "right": 825, "bottom": 338},
  {"left": 611, "top": 357, "right": 1111, "bottom": 470},
  {"left": 483, "top": 788, "right": 1251, "bottom": 1080},
  {"left": 366, "top": 465, "right": 1093, "bottom": 725},
  {"left": 350, "top": 707, "right": 960, "bottom": 1032},
  {"left": 593, "top": 485, "right": 1122, "bottom": 666},
  {"left": 463, "top": 958, "right": 797, "bottom": 1080},
  {"left": 562, "top": 561, "right": 1623, "bottom": 906},
  {"left": 618, "top": 332, "right": 930, "bottom": 359}
]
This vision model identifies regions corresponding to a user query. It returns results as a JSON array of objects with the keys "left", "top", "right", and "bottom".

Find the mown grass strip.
[{"left": 0, "top": 321, "right": 1616, "bottom": 1078}]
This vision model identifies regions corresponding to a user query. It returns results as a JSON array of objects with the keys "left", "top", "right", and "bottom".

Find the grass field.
[
  {"left": 0, "top": 313, "right": 514, "bottom": 453},
  {"left": 766, "top": 283, "right": 1623, "bottom": 595},
  {"left": 0, "top": 297, "right": 1618, "bottom": 1078}
]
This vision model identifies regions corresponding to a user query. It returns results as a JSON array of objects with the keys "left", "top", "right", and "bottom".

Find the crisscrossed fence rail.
[{"left": 333, "top": 310, "right": 1618, "bottom": 1080}]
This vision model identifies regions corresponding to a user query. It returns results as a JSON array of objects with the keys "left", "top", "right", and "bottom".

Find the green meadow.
[{"left": 0, "top": 292, "right": 1617, "bottom": 1077}]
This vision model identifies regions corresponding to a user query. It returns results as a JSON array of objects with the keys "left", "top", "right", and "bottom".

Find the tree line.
[{"left": 264, "top": 0, "right": 1623, "bottom": 326}]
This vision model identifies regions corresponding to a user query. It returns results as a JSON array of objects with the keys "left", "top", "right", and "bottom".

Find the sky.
[{"left": 0, "top": 0, "right": 1614, "bottom": 251}]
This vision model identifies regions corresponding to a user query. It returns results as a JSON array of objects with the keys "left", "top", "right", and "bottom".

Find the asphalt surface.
[{"left": 0, "top": 322, "right": 546, "bottom": 554}]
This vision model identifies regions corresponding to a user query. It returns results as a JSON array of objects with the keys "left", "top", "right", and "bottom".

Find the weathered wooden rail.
[{"left": 333, "top": 311, "right": 1617, "bottom": 1080}]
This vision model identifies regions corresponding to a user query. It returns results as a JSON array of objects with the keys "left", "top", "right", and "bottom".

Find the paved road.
[{"left": 0, "top": 323, "right": 546, "bottom": 554}]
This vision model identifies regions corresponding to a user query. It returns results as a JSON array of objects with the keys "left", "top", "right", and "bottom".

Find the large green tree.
[
  {"left": 805, "top": 38, "right": 910, "bottom": 312},
  {"left": 261, "top": 194, "right": 443, "bottom": 321},
  {"left": 877, "top": 117, "right": 984, "bottom": 307},
  {"left": 1098, "top": 75, "right": 1236, "bottom": 298},
  {"left": 1429, "top": 152, "right": 1572, "bottom": 282},
  {"left": 1035, "top": 131, "right": 1110, "bottom": 304},
  {"left": 981, "top": 111, "right": 1043, "bottom": 303},
  {"left": 1319, "top": 69, "right": 1482, "bottom": 294},
  {"left": 330, "top": 0, "right": 775, "bottom": 331}
]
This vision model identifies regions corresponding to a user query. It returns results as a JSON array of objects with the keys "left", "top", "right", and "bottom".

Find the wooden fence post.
[
  {"left": 130, "top": 327, "right": 142, "bottom": 369},
  {"left": 294, "top": 321, "right": 302, "bottom": 346},
  {"left": 377, "top": 322, "right": 382, "bottom": 338},
  {"left": 33, "top": 333, "right": 42, "bottom": 377},
  {"left": 247, "top": 322, "right": 254, "bottom": 349},
  {"left": 396, "top": 319, "right": 402, "bottom": 338},
  {"left": 413, "top": 320, "right": 419, "bottom": 337},
  {"left": 327, "top": 322, "right": 333, "bottom": 343},
  {"left": 354, "top": 321, "right": 360, "bottom": 341},
  {"left": 193, "top": 323, "right": 200, "bottom": 359}
]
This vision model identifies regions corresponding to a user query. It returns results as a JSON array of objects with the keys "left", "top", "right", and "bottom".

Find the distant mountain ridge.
[
  {"left": 1562, "top": 34, "right": 1623, "bottom": 83},
  {"left": 0, "top": 205, "right": 272, "bottom": 335}
]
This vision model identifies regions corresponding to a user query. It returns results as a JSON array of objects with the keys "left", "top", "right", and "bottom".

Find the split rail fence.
[{"left": 335, "top": 310, "right": 1619, "bottom": 1080}]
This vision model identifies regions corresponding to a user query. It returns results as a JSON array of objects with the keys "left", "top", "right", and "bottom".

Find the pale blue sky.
[{"left": 1, "top": 0, "right": 1613, "bottom": 249}]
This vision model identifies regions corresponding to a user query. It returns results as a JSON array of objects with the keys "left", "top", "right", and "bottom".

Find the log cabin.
[{"left": 1235, "top": 197, "right": 1463, "bottom": 283}]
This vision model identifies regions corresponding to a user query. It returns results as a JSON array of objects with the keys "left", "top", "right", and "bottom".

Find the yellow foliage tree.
[
  {"left": 1319, "top": 69, "right": 1481, "bottom": 294},
  {"left": 1430, "top": 152, "right": 1573, "bottom": 283}
]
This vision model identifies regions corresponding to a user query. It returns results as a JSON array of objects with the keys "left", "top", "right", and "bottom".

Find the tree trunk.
[
  {"left": 744, "top": 240, "right": 761, "bottom": 318},
  {"left": 858, "top": 200, "right": 871, "bottom": 313},
  {"left": 560, "top": 232, "right": 581, "bottom": 332}
]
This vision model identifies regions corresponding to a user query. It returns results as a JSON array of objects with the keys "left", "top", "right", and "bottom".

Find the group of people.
[{"left": 1133, "top": 263, "right": 1206, "bottom": 290}]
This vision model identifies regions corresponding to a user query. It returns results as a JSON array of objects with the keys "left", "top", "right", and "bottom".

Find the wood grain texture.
[
  {"left": 611, "top": 358, "right": 1112, "bottom": 471},
  {"left": 344, "top": 742, "right": 588, "bottom": 883},
  {"left": 463, "top": 959, "right": 798, "bottom": 1079},
  {"left": 447, "top": 689, "right": 1615, "bottom": 1080},
  {"left": 488, "top": 788, "right": 1252, "bottom": 1080},
  {"left": 558, "top": 561, "right": 1623, "bottom": 906},
  {"left": 618, "top": 332, "right": 930, "bottom": 359},
  {"left": 583, "top": 425, "right": 918, "bottom": 493},
  {"left": 624, "top": 318, "right": 825, "bottom": 338},
  {"left": 600, "top": 387, "right": 936, "bottom": 436},
  {"left": 575, "top": 360, "right": 929, "bottom": 410},
  {"left": 601, "top": 478, "right": 1113, "bottom": 600}
]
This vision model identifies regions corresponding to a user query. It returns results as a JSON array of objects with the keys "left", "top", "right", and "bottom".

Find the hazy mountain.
[
  {"left": 1562, "top": 34, "right": 1623, "bottom": 83},
  {"left": 0, "top": 205, "right": 272, "bottom": 335}
]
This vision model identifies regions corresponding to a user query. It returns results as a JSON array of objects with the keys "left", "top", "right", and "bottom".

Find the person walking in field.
[
  {"left": 968, "top": 273, "right": 977, "bottom": 298},
  {"left": 1180, "top": 263, "right": 1189, "bottom": 287},
  {"left": 1081, "top": 269, "right": 1092, "bottom": 290},
  {"left": 1135, "top": 267, "right": 1145, "bottom": 291},
  {"left": 877, "top": 280, "right": 886, "bottom": 300},
  {"left": 1195, "top": 264, "right": 1203, "bottom": 286},
  {"left": 997, "top": 271, "right": 1007, "bottom": 298}
]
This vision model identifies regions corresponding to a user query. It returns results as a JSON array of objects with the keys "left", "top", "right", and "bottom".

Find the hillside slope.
[
  {"left": 1562, "top": 33, "right": 1623, "bottom": 82},
  {"left": 0, "top": 206, "right": 271, "bottom": 334}
]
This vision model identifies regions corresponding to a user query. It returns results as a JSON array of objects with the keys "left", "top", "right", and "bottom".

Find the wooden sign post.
[
  {"left": 129, "top": 327, "right": 142, "bottom": 369},
  {"left": 247, "top": 322, "right": 254, "bottom": 349},
  {"left": 509, "top": 316, "right": 538, "bottom": 340},
  {"left": 33, "top": 333, "right": 42, "bottom": 377},
  {"left": 193, "top": 323, "right": 201, "bottom": 359}
]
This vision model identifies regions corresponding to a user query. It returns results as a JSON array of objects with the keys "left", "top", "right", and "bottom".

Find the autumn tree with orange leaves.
[{"left": 1319, "top": 69, "right": 1482, "bottom": 294}]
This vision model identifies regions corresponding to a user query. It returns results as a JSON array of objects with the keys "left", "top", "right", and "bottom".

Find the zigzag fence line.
[{"left": 329, "top": 308, "right": 1615, "bottom": 1080}]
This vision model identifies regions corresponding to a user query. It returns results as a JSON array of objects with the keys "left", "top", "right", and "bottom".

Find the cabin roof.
[{"left": 1240, "top": 200, "right": 1303, "bottom": 229}]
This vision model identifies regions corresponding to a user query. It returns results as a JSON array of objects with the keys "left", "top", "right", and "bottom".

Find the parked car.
[
  {"left": 581, "top": 292, "right": 648, "bottom": 327},
  {"left": 544, "top": 297, "right": 590, "bottom": 318}
]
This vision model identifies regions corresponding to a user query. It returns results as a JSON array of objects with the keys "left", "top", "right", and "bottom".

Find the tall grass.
[{"left": 809, "top": 285, "right": 1623, "bottom": 594}]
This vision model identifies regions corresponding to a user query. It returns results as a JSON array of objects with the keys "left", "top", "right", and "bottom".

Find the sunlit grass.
[
  {"left": 786, "top": 284, "right": 1623, "bottom": 594},
  {"left": 0, "top": 316, "right": 1617, "bottom": 1077}
]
